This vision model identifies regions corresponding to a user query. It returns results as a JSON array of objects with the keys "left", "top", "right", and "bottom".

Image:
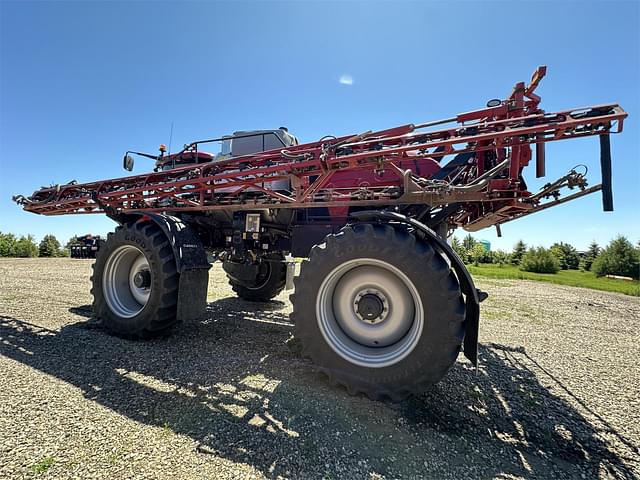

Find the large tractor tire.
[
  {"left": 227, "top": 255, "right": 287, "bottom": 302},
  {"left": 91, "top": 222, "right": 179, "bottom": 338},
  {"left": 291, "top": 223, "right": 465, "bottom": 401}
]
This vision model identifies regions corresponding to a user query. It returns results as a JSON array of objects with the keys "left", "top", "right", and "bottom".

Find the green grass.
[
  {"left": 467, "top": 264, "right": 640, "bottom": 296},
  {"left": 30, "top": 456, "right": 55, "bottom": 474},
  {"left": 161, "top": 422, "right": 174, "bottom": 437}
]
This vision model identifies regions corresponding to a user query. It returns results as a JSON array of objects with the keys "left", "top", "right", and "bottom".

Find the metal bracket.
[{"left": 600, "top": 134, "right": 614, "bottom": 212}]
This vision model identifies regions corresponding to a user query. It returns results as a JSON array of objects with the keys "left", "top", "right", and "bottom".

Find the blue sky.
[{"left": 1, "top": 0, "right": 638, "bottom": 251}]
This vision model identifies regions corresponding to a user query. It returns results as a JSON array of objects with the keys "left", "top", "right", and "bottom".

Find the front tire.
[
  {"left": 91, "top": 222, "right": 179, "bottom": 338},
  {"left": 291, "top": 223, "right": 465, "bottom": 401}
]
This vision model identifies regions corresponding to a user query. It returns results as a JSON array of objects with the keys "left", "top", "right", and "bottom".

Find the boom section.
[{"left": 14, "top": 67, "right": 627, "bottom": 231}]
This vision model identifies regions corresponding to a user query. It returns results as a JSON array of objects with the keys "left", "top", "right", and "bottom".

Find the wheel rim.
[
  {"left": 316, "top": 258, "right": 424, "bottom": 368},
  {"left": 102, "top": 245, "right": 151, "bottom": 318}
]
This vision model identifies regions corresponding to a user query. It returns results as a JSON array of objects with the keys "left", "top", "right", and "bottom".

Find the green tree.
[
  {"left": 451, "top": 236, "right": 468, "bottom": 263},
  {"left": 511, "top": 240, "right": 527, "bottom": 265},
  {"left": 462, "top": 234, "right": 477, "bottom": 251},
  {"left": 482, "top": 250, "right": 495, "bottom": 264},
  {"left": 520, "top": 247, "right": 560, "bottom": 274},
  {"left": 493, "top": 249, "right": 509, "bottom": 267},
  {"left": 581, "top": 241, "right": 601, "bottom": 271},
  {"left": 14, "top": 235, "right": 38, "bottom": 258},
  {"left": 550, "top": 242, "right": 580, "bottom": 270},
  {"left": 564, "top": 243, "right": 580, "bottom": 270},
  {"left": 470, "top": 243, "right": 486, "bottom": 266},
  {"left": 0, "top": 232, "right": 17, "bottom": 257},
  {"left": 592, "top": 236, "right": 640, "bottom": 279},
  {"left": 39, "top": 234, "right": 62, "bottom": 257}
]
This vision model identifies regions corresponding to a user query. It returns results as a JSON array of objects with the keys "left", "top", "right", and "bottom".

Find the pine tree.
[
  {"left": 462, "top": 234, "right": 477, "bottom": 251},
  {"left": 38, "top": 234, "right": 62, "bottom": 257},
  {"left": 451, "top": 236, "right": 464, "bottom": 258},
  {"left": 511, "top": 240, "right": 527, "bottom": 265},
  {"left": 592, "top": 236, "right": 640, "bottom": 279},
  {"left": 581, "top": 241, "right": 600, "bottom": 271},
  {"left": 550, "top": 242, "right": 579, "bottom": 270}
]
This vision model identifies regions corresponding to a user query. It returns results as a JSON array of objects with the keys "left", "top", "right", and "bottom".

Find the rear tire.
[
  {"left": 91, "top": 222, "right": 179, "bottom": 338},
  {"left": 228, "top": 255, "right": 286, "bottom": 302},
  {"left": 291, "top": 223, "right": 465, "bottom": 401}
]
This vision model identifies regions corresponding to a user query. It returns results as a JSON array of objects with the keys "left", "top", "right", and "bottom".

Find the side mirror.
[{"left": 123, "top": 154, "right": 134, "bottom": 171}]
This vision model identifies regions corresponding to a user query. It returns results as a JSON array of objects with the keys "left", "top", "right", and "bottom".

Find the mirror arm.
[{"left": 126, "top": 150, "right": 159, "bottom": 161}]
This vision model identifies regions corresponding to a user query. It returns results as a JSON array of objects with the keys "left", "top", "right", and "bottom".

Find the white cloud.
[{"left": 339, "top": 74, "right": 353, "bottom": 86}]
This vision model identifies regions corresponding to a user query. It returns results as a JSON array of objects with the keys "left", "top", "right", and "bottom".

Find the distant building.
[{"left": 479, "top": 240, "right": 491, "bottom": 252}]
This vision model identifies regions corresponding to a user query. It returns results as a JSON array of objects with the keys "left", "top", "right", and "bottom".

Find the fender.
[
  {"left": 350, "top": 210, "right": 481, "bottom": 366},
  {"left": 108, "top": 212, "right": 211, "bottom": 322},
  {"left": 109, "top": 212, "right": 210, "bottom": 272}
]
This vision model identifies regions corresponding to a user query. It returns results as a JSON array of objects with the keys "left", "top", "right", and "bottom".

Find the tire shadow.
[{"left": 0, "top": 300, "right": 637, "bottom": 479}]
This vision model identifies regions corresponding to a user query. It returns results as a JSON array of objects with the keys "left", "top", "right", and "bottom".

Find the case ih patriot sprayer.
[{"left": 14, "top": 67, "right": 627, "bottom": 400}]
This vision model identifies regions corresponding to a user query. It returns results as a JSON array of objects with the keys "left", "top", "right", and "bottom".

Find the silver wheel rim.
[
  {"left": 316, "top": 258, "right": 424, "bottom": 368},
  {"left": 102, "top": 245, "right": 151, "bottom": 318}
]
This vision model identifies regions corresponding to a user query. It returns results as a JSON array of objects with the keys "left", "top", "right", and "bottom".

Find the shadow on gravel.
[{"left": 1, "top": 301, "right": 637, "bottom": 479}]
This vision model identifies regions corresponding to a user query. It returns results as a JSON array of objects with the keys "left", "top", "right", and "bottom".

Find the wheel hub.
[
  {"left": 317, "top": 259, "right": 424, "bottom": 368},
  {"left": 133, "top": 270, "right": 151, "bottom": 289},
  {"left": 354, "top": 291, "right": 387, "bottom": 324}
]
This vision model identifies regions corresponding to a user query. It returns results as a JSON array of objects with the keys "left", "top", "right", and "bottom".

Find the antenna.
[{"left": 168, "top": 122, "right": 174, "bottom": 156}]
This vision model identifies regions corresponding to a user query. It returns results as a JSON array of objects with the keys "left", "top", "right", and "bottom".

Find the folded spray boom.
[{"left": 15, "top": 67, "right": 627, "bottom": 232}]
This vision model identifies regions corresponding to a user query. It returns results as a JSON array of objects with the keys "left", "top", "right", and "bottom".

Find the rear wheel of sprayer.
[{"left": 291, "top": 223, "right": 465, "bottom": 401}]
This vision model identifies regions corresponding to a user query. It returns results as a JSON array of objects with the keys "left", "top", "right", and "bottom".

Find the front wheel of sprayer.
[
  {"left": 91, "top": 222, "right": 180, "bottom": 338},
  {"left": 290, "top": 223, "right": 465, "bottom": 401}
]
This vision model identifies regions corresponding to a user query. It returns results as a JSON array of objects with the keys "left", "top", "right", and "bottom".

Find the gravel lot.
[{"left": 0, "top": 258, "right": 638, "bottom": 479}]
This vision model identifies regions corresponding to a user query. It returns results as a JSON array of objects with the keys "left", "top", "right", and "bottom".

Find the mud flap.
[{"left": 177, "top": 268, "right": 209, "bottom": 322}]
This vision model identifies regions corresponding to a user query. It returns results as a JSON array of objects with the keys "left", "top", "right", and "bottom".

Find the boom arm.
[{"left": 14, "top": 67, "right": 627, "bottom": 232}]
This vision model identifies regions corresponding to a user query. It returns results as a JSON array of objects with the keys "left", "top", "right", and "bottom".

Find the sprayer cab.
[{"left": 122, "top": 128, "right": 299, "bottom": 173}]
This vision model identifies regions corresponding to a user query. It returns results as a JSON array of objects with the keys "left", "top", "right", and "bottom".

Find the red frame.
[{"left": 17, "top": 67, "right": 627, "bottom": 231}]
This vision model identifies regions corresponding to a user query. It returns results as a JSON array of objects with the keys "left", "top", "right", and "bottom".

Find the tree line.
[
  {"left": 452, "top": 234, "right": 639, "bottom": 279},
  {"left": 0, "top": 232, "right": 70, "bottom": 258},
  {"left": 2, "top": 230, "right": 639, "bottom": 280}
]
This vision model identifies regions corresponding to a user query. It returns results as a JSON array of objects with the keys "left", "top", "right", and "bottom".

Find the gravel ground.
[{"left": 0, "top": 258, "right": 638, "bottom": 479}]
